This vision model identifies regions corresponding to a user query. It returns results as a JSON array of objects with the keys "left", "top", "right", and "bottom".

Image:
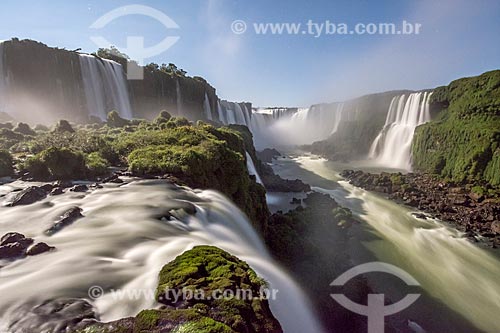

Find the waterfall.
[
  {"left": 176, "top": 80, "right": 182, "bottom": 115},
  {"left": 0, "top": 41, "right": 8, "bottom": 114},
  {"left": 217, "top": 100, "right": 226, "bottom": 124},
  {"left": 203, "top": 93, "right": 213, "bottom": 121},
  {"left": 79, "top": 54, "right": 133, "bottom": 120},
  {"left": 245, "top": 152, "right": 264, "bottom": 185},
  {"left": 368, "top": 92, "right": 432, "bottom": 170},
  {"left": 262, "top": 102, "right": 347, "bottom": 147},
  {"left": 0, "top": 179, "right": 322, "bottom": 332}
]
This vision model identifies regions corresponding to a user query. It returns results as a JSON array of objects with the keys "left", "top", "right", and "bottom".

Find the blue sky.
[{"left": 1, "top": 0, "right": 499, "bottom": 106}]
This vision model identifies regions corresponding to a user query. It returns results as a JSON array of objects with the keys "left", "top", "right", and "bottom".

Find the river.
[{"left": 270, "top": 152, "right": 500, "bottom": 333}]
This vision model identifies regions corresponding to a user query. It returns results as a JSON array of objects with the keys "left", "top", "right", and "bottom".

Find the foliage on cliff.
[{"left": 412, "top": 70, "right": 500, "bottom": 185}]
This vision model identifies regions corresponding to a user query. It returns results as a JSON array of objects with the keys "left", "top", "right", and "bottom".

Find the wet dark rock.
[
  {"left": 109, "top": 177, "right": 124, "bottom": 184},
  {"left": 0, "top": 242, "right": 26, "bottom": 260},
  {"left": 26, "top": 242, "right": 56, "bottom": 256},
  {"left": 50, "top": 187, "right": 64, "bottom": 195},
  {"left": 257, "top": 148, "right": 281, "bottom": 163},
  {"left": 290, "top": 197, "right": 302, "bottom": 204},
  {"left": 54, "top": 180, "right": 73, "bottom": 188},
  {"left": 6, "top": 186, "right": 47, "bottom": 206},
  {"left": 0, "top": 231, "right": 32, "bottom": 246},
  {"left": 412, "top": 213, "right": 428, "bottom": 220},
  {"left": 101, "top": 174, "right": 119, "bottom": 183},
  {"left": 69, "top": 184, "right": 88, "bottom": 192},
  {"left": 39, "top": 184, "right": 54, "bottom": 192},
  {"left": 46, "top": 206, "right": 83, "bottom": 235},
  {"left": 7, "top": 298, "right": 97, "bottom": 333}
]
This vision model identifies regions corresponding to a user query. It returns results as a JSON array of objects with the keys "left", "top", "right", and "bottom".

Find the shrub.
[
  {"left": 23, "top": 147, "right": 87, "bottom": 180},
  {"left": 85, "top": 152, "right": 110, "bottom": 177},
  {"left": 0, "top": 150, "right": 14, "bottom": 177}
]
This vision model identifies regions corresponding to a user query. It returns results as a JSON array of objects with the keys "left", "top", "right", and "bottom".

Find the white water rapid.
[{"left": 0, "top": 179, "right": 322, "bottom": 333}]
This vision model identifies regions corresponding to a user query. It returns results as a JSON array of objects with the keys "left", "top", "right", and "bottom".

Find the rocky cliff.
[
  {"left": 412, "top": 70, "right": 500, "bottom": 186},
  {"left": 0, "top": 39, "right": 230, "bottom": 124}
]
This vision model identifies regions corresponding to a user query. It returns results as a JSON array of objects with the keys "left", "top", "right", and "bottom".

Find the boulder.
[
  {"left": 69, "top": 184, "right": 88, "bottom": 192},
  {"left": 6, "top": 186, "right": 47, "bottom": 206},
  {"left": 45, "top": 207, "right": 83, "bottom": 235},
  {"left": 0, "top": 242, "right": 27, "bottom": 260},
  {"left": 26, "top": 242, "right": 56, "bottom": 256}
]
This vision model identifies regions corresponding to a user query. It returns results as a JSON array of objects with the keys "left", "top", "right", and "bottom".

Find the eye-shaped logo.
[
  {"left": 89, "top": 5, "right": 180, "bottom": 79},
  {"left": 331, "top": 262, "right": 421, "bottom": 333}
]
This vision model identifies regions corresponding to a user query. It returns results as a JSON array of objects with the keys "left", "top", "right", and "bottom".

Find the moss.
[
  {"left": 412, "top": 70, "right": 500, "bottom": 186},
  {"left": 85, "top": 152, "right": 110, "bottom": 177},
  {"left": 0, "top": 150, "right": 14, "bottom": 177},
  {"left": 156, "top": 246, "right": 265, "bottom": 301}
]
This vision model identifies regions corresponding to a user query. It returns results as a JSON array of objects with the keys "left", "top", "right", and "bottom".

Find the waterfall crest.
[
  {"left": 79, "top": 54, "right": 133, "bottom": 120},
  {"left": 368, "top": 92, "right": 432, "bottom": 170},
  {"left": 0, "top": 179, "right": 323, "bottom": 332}
]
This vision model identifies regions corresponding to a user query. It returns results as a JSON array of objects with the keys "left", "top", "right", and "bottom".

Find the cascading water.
[
  {"left": 368, "top": 92, "right": 432, "bottom": 170},
  {"left": 79, "top": 54, "right": 133, "bottom": 120},
  {"left": 216, "top": 100, "right": 226, "bottom": 124},
  {"left": 263, "top": 102, "right": 347, "bottom": 147},
  {"left": 0, "top": 179, "right": 322, "bottom": 333},
  {"left": 0, "top": 41, "right": 8, "bottom": 114},
  {"left": 203, "top": 93, "right": 213, "bottom": 121},
  {"left": 245, "top": 152, "right": 264, "bottom": 185}
]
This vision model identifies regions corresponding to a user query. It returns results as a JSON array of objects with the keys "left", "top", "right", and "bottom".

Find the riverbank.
[{"left": 340, "top": 170, "right": 500, "bottom": 247}]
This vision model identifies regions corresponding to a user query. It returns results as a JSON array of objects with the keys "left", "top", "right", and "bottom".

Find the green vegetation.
[
  {"left": 0, "top": 150, "right": 14, "bottom": 177},
  {"left": 77, "top": 246, "right": 281, "bottom": 333},
  {"left": 413, "top": 70, "right": 500, "bottom": 185},
  {"left": 22, "top": 147, "right": 87, "bottom": 180},
  {"left": 0, "top": 112, "right": 269, "bottom": 230}
]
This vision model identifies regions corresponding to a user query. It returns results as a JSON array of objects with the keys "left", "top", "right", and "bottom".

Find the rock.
[
  {"left": 0, "top": 232, "right": 30, "bottom": 246},
  {"left": 7, "top": 298, "right": 97, "bottom": 333},
  {"left": 53, "top": 180, "right": 73, "bottom": 188},
  {"left": 69, "top": 184, "right": 88, "bottom": 192},
  {"left": 26, "top": 242, "right": 56, "bottom": 256},
  {"left": 45, "top": 207, "right": 83, "bottom": 235},
  {"left": 469, "top": 191, "right": 485, "bottom": 203},
  {"left": 491, "top": 221, "right": 500, "bottom": 235},
  {"left": 156, "top": 246, "right": 283, "bottom": 332},
  {"left": 290, "top": 197, "right": 302, "bottom": 204},
  {"left": 101, "top": 174, "right": 119, "bottom": 183},
  {"left": 412, "top": 213, "right": 428, "bottom": 220},
  {"left": 6, "top": 186, "right": 47, "bottom": 206},
  {"left": 109, "top": 177, "right": 124, "bottom": 184},
  {"left": 257, "top": 148, "right": 281, "bottom": 163},
  {"left": 49, "top": 187, "right": 64, "bottom": 195},
  {"left": 0, "top": 242, "right": 27, "bottom": 260},
  {"left": 39, "top": 184, "right": 54, "bottom": 192}
]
